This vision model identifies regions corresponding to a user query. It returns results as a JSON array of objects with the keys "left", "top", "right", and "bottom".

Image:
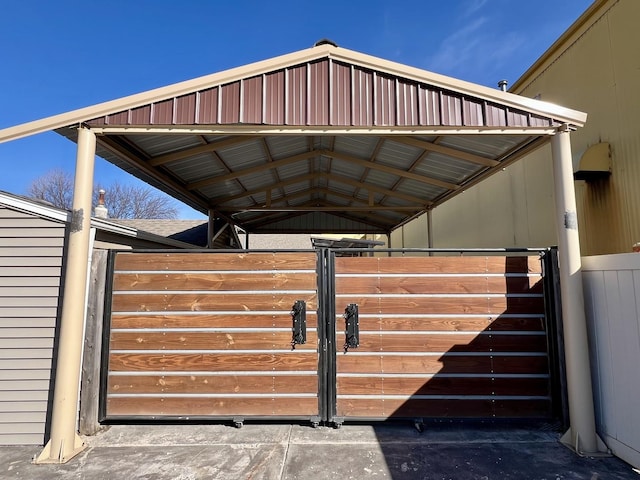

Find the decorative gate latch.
[
  {"left": 290, "top": 300, "right": 307, "bottom": 349},
  {"left": 343, "top": 303, "right": 359, "bottom": 352}
]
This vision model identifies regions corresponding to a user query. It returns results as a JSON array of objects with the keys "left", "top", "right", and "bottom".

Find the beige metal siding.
[
  {"left": 0, "top": 206, "right": 65, "bottom": 445},
  {"left": 397, "top": 0, "right": 639, "bottom": 255}
]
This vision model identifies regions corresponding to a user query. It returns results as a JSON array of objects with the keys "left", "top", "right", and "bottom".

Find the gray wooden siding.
[{"left": 0, "top": 206, "right": 65, "bottom": 445}]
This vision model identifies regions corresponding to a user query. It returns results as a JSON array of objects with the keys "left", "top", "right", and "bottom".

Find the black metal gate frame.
[{"left": 99, "top": 247, "right": 566, "bottom": 427}]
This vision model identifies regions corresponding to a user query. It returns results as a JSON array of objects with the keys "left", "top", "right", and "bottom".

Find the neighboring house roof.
[
  {"left": 109, "top": 219, "right": 209, "bottom": 246},
  {"left": 0, "top": 190, "right": 197, "bottom": 249}
]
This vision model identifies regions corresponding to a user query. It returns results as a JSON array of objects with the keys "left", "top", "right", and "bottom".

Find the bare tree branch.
[{"left": 28, "top": 169, "right": 180, "bottom": 219}]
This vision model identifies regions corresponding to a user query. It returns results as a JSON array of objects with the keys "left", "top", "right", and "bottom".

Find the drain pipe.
[
  {"left": 551, "top": 125, "right": 605, "bottom": 455},
  {"left": 36, "top": 127, "right": 96, "bottom": 463}
]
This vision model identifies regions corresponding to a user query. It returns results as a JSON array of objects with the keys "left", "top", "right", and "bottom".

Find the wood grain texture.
[
  {"left": 111, "top": 313, "right": 318, "bottom": 329},
  {"left": 333, "top": 332, "right": 547, "bottom": 353},
  {"left": 347, "top": 316, "right": 545, "bottom": 332},
  {"left": 335, "top": 256, "right": 542, "bottom": 275},
  {"left": 110, "top": 331, "right": 318, "bottom": 351},
  {"left": 113, "top": 272, "right": 317, "bottom": 292},
  {"left": 336, "top": 398, "right": 550, "bottom": 418},
  {"left": 336, "top": 376, "right": 549, "bottom": 396},
  {"left": 107, "top": 396, "right": 319, "bottom": 416},
  {"left": 111, "top": 293, "right": 318, "bottom": 312},
  {"left": 114, "top": 252, "right": 317, "bottom": 272},
  {"left": 335, "top": 276, "right": 542, "bottom": 295},
  {"left": 336, "top": 296, "right": 544, "bottom": 315},
  {"left": 109, "top": 353, "right": 318, "bottom": 372},
  {"left": 109, "top": 374, "right": 318, "bottom": 394},
  {"left": 336, "top": 354, "right": 548, "bottom": 374}
]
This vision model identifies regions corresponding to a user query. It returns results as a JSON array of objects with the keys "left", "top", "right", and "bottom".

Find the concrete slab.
[{"left": 1, "top": 424, "right": 637, "bottom": 480}]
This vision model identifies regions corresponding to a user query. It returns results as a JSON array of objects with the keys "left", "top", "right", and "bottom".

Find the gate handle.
[
  {"left": 343, "top": 303, "right": 359, "bottom": 352},
  {"left": 290, "top": 300, "right": 307, "bottom": 349}
]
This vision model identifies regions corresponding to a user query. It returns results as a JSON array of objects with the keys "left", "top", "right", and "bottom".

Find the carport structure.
[{"left": 0, "top": 42, "right": 599, "bottom": 462}]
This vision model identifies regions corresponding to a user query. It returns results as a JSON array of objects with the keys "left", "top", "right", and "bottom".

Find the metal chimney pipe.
[{"left": 498, "top": 80, "right": 508, "bottom": 92}]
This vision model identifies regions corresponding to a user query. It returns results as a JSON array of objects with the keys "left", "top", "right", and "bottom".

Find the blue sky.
[{"left": 0, "top": 0, "right": 593, "bottom": 218}]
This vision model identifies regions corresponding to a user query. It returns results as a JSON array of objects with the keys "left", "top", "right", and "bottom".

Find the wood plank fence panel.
[
  {"left": 104, "top": 251, "right": 320, "bottom": 420},
  {"left": 334, "top": 254, "right": 551, "bottom": 420}
]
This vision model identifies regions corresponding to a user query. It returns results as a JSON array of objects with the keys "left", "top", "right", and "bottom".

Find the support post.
[
  {"left": 36, "top": 127, "right": 96, "bottom": 463},
  {"left": 386, "top": 233, "right": 391, "bottom": 257},
  {"left": 551, "top": 126, "right": 604, "bottom": 455},
  {"left": 207, "top": 210, "right": 215, "bottom": 248},
  {"left": 427, "top": 209, "right": 434, "bottom": 256}
]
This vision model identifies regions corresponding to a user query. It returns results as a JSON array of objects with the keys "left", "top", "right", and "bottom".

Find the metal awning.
[{"left": 0, "top": 42, "right": 586, "bottom": 234}]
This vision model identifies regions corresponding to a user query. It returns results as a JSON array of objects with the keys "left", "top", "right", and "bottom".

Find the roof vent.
[
  {"left": 94, "top": 188, "right": 108, "bottom": 218},
  {"left": 498, "top": 80, "right": 508, "bottom": 92},
  {"left": 314, "top": 38, "right": 338, "bottom": 48},
  {"left": 574, "top": 142, "right": 612, "bottom": 181}
]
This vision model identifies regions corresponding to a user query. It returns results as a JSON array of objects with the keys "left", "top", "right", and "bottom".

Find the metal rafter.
[
  {"left": 187, "top": 150, "right": 319, "bottom": 190},
  {"left": 386, "top": 135, "right": 499, "bottom": 167},
  {"left": 326, "top": 151, "right": 460, "bottom": 191},
  {"left": 148, "top": 135, "right": 252, "bottom": 166}
]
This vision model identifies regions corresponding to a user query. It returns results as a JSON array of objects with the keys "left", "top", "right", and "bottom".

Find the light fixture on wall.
[{"left": 574, "top": 142, "right": 611, "bottom": 181}]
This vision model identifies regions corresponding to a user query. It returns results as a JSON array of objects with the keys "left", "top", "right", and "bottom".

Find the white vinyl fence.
[{"left": 582, "top": 253, "right": 640, "bottom": 468}]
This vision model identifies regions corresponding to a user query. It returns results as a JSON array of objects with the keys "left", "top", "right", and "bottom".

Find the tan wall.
[{"left": 396, "top": 0, "right": 640, "bottom": 255}]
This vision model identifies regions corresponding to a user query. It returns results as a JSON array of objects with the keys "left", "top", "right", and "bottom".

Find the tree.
[{"left": 28, "top": 169, "right": 179, "bottom": 219}]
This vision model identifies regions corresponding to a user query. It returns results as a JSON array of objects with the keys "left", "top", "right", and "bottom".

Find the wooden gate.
[
  {"left": 329, "top": 252, "right": 556, "bottom": 424},
  {"left": 101, "top": 249, "right": 561, "bottom": 425},
  {"left": 101, "top": 251, "right": 322, "bottom": 423}
]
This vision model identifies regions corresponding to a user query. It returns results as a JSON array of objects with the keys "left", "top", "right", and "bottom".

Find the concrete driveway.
[{"left": 2, "top": 422, "right": 637, "bottom": 479}]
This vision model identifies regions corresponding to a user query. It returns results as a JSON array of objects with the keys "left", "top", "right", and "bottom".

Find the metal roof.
[{"left": 0, "top": 43, "right": 587, "bottom": 234}]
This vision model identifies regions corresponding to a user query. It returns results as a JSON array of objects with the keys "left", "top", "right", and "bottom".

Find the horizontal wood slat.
[
  {"left": 336, "top": 398, "right": 550, "bottom": 418},
  {"left": 335, "top": 256, "right": 542, "bottom": 275},
  {"left": 111, "top": 313, "right": 318, "bottom": 329},
  {"left": 333, "top": 333, "right": 547, "bottom": 353},
  {"left": 111, "top": 293, "right": 318, "bottom": 313},
  {"left": 110, "top": 331, "right": 318, "bottom": 351},
  {"left": 344, "top": 317, "right": 545, "bottom": 332},
  {"left": 111, "top": 293, "right": 318, "bottom": 312},
  {"left": 109, "top": 374, "right": 318, "bottom": 395},
  {"left": 114, "top": 252, "right": 317, "bottom": 272},
  {"left": 336, "top": 376, "right": 549, "bottom": 396},
  {"left": 335, "top": 276, "right": 543, "bottom": 295},
  {"left": 109, "top": 353, "right": 318, "bottom": 372},
  {"left": 336, "top": 355, "right": 548, "bottom": 375},
  {"left": 337, "top": 296, "right": 544, "bottom": 315},
  {"left": 113, "top": 272, "right": 317, "bottom": 292},
  {"left": 107, "top": 396, "right": 319, "bottom": 417}
]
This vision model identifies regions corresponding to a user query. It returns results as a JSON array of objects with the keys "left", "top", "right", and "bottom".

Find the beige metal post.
[
  {"left": 36, "top": 127, "right": 96, "bottom": 463},
  {"left": 551, "top": 126, "right": 604, "bottom": 455},
  {"left": 427, "top": 209, "right": 434, "bottom": 255},
  {"left": 207, "top": 210, "right": 216, "bottom": 248}
]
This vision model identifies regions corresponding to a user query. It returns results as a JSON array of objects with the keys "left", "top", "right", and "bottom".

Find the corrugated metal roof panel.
[
  {"left": 332, "top": 61, "right": 351, "bottom": 125},
  {"left": 417, "top": 153, "right": 483, "bottom": 184},
  {"left": 242, "top": 76, "right": 263, "bottom": 124},
  {"left": 130, "top": 134, "right": 200, "bottom": 157}
]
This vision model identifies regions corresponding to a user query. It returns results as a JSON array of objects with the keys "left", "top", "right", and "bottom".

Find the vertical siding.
[
  {"left": 0, "top": 207, "right": 64, "bottom": 445},
  {"left": 197, "top": 88, "right": 219, "bottom": 124},
  {"left": 242, "top": 76, "right": 263, "bottom": 124},
  {"left": 287, "top": 65, "right": 307, "bottom": 125},
  {"left": 331, "top": 61, "right": 351, "bottom": 125},
  {"left": 352, "top": 67, "right": 374, "bottom": 126},
  {"left": 582, "top": 253, "right": 640, "bottom": 469},
  {"left": 308, "top": 60, "right": 329, "bottom": 125},
  {"left": 264, "top": 71, "right": 285, "bottom": 125}
]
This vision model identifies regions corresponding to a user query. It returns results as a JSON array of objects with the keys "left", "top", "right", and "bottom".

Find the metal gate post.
[
  {"left": 541, "top": 248, "right": 569, "bottom": 426},
  {"left": 551, "top": 127, "right": 604, "bottom": 454},
  {"left": 324, "top": 249, "right": 338, "bottom": 425}
]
